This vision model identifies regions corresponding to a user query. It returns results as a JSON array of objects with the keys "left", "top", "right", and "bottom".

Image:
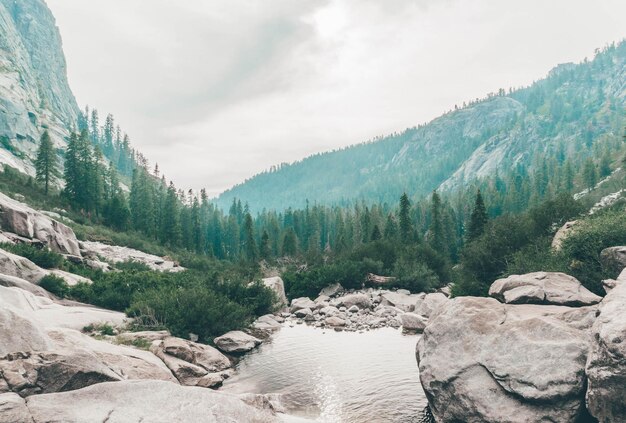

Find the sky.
[{"left": 46, "top": 0, "right": 626, "bottom": 197}]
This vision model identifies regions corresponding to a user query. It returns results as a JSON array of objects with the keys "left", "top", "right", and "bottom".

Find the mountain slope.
[
  {"left": 0, "top": 0, "right": 79, "bottom": 175},
  {"left": 216, "top": 42, "right": 626, "bottom": 212}
]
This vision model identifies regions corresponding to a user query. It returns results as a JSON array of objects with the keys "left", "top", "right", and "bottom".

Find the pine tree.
[
  {"left": 243, "top": 213, "right": 258, "bottom": 262},
  {"left": 466, "top": 189, "right": 488, "bottom": 242},
  {"left": 35, "top": 130, "right": 56, "bottom": 195},
  {"left": 260, "top": 230, "right": 271, "bottom": 260},
  {"left": 582, "top": 158, "right": 598, "bottom": 189},
  {"left": 399, "top": 193, "right": 413, "bottom": 244},
  {"left": 429, "top": 191, "right": 446, "bottom": 254},
  {"left": 371, "top": 224, "right": 382, "bottom": 241},
  {"left": 282, "top": 228, "right": 298, "bottom": 256}
]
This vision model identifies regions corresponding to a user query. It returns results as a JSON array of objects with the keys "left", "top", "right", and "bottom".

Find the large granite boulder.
[
  {"left": 2, "top": 380, "right": 282, "bottom": 422},
  {"left": 0, "top": 192, "right": 81, "bottom": 256},
  {"left": 0, "top": 248, "right": 47, "bottom": 283},
  {"left": 319, "top": 283, "right": 344, "bottom": 297},
  {"left": 551, "top": 220, "right": 578, "bottom": 251},
  {"left": 213, "top": 331, "right": 261, "bottom": 354},
  {"left": 489, "top": 272, "right": 601, "bottom": 306},
  {"left": 586, "top": 270, "right": 626, "bottom": 422},
  {"left": 400, "top": 312, "right": 427, "bottom": 332},
  {"left": 417, "top": 297, "right": 595, "bottom": 423},
  {"left": 600, "top": 246, "right": 626, "bottom": 275},
  {"left": 262, "top": 276, "right": 288, "bottom": 308},
  {"left": 0, "top": 307, "right": 52, "bottom": 356}
]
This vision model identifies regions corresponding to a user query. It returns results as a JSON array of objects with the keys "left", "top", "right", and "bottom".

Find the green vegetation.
[
  {"left": 35, "top": 130, "right": 57, "bottom": 195},
  {"left": 38, "top": 274, "right": 70, "bottom": 297},
  {"left": 0, "top": 243, "right": 64, "bottom": 269},
  {"left": 65, "top": 266, "right": 275, "bottom": 342}
]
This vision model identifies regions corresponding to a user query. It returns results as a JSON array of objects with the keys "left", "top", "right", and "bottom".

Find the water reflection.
[{"left": 220, "top": 325, "right": 427, "bottom": 423}]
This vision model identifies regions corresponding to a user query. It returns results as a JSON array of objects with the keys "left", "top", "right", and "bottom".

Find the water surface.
[{"left": 220, "top": 324, "right": 427, "bottom": 422}]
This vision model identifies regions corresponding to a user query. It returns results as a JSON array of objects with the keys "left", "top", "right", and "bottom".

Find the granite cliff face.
[{"left": 0, "top": 0, "right": 79, "bottom": 175}]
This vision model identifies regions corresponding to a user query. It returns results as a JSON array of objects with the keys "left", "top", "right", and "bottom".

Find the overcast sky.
[{"left": 46, "top": 0, "right": 626, "bottom": 197}]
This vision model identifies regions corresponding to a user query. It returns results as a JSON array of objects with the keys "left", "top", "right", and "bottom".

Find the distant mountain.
[
  {"left": 216, "top": 41, "right": 626, "bottom": 212},
  {"left": 0, "top": 0, "right": 79, "bottom": 175}
]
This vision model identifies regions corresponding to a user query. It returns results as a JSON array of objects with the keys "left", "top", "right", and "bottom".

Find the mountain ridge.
[{"left": 216, "top": 41, "right": 626, "bottom": 212}]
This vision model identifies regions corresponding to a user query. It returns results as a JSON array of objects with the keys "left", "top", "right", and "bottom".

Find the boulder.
[
  {"left": 319, "top": 283, "right": 344, "bottom": 297},
  {"left": 319, "top": 305, "right": 339, "bottom": 316},
  {"left": 289, "top": 297, "right": 316, "bottom": 313},
  {"left": 251, "top": 315, "right": 282, "bottom": 332},
  {"left": 20, "top": 380, "right": 283, "bottom": 422},
  {"left": 0, "top": 285, "right": 125, "bottom": 331},
  {"left": 116, "top": 330, "right": 171, "bottom": 344},
  {"left": 0, "top": 307, "right": 52, "bottom": 356},
  {"left": 414, "top": 292, "right": 448, "bottom": 319},
  {"left": 586, "top": 269, "right": 626, "bottom": 422},
  {"left": 0, "top": 192, "right": 81, "bottom": 256},
  {"left": 294, "top": 307, "right": 312, "bottom": 318},
  {"left": 0, "top": 273, "right": 51, "bottom": 298},
  {"left": 213, "top": 331, "right": 261, "bottom": 354},
  {"left": 325, "top": 316, "right": 346, "bottom": 327},
  {"left": 551, "top": 220, "right": 578, "bottom": 251},
  {"left": 0, "top": 248, "right": 46, "bottom": 283},
  {"left": 489, "top": 272, "right": 601, "bottom": 306},
  {"left": 0, "top": 393, "right": 32, "bottom": 423},
  {"left": 381, "top": 291, "right": 417, "bottom": 312},
  {"left": 261, "top": 276, "right": 288, "bottom": 307},
  {"left": 79, "top": 241, "right": 184, "bottom": 273},
  {"left": 417, "top": 297, "right": 595, "bottom": 423},
  {"left": 600, "top": 246, "right": 626, "bottom": 275},
  {"left": 400, "top": 313, "right": 427, "bottom": 332},
  {"left": 335, "top": 293, "right": 371, "bottom": 310}
]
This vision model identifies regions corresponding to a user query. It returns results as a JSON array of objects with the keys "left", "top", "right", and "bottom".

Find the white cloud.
[{"left": 47, "top": 0, "right": 626, "bottom": 196}]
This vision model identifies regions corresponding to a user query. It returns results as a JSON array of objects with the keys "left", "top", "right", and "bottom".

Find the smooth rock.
[
  {"left": 23, "top": 380, "right": 282, "bottom": 422},
  {"left": 79, "top": 241, "right": 184, "bottom": 273},
  {"left": 262, "top": 277, "right": 288, "bottom": 308},
  {"left": 417, "top": 297, "right": 594, "bottom": 423},
  {"left": 400, "top": 313, "right": 427, "bottom": 332},
  {"left": 414, "top": 292, "right": 448, "bottom": 319},
  {"left": 335, "top": 293, "right": 371, "bottom": 309},
  {"left": 214, "top": 331, "right": 261, "bottom": 354},
  {"left": 289, "top": 297, "right": 316, "bottom": 313},
  {"left": 294, "top": 308, "right": 312, "bottom": 318},
  {"left": 600, "top": 246, "right": 626, "bottom": 275},
  {"left": 0, "top": 192, "right": 81, "bottom": 256},
  {"left": 381, "top": 292, "right": 417, "bottom": 312},
  {"left": 586, "top": 269, "right": 626, "bottom": 422},
  {"left": 489, "top": 272, "right": 601, "bottom": 306},
  {"left": 325, "top": 316, "right": 346, "bottom": 327},
  {"left": 552, "top": 220, "right": 578, "bottom": 251},
  {"left": 319, "top": 283, "right": 344, "bottom": 297}
]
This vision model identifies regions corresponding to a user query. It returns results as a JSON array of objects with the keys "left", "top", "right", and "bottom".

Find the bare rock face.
[
  {"left": 380, "top": 291, "right": 418, "bottom": 312},
  {"left": 600, "top": 246, "right": 626, "bottom": 275},
  {"left": 10, "top": 380, "right": 282, "bottom": 423},
  {"left": 0, "top": 307, "right": 52, "bottom": 356},
  {"left": 489, "top": 272, "right": 601, "bottom": 306},
  {"left": 0, "top": 248, "right": 46, "bottom": 283},
  {"left": 213, "top": 331, "right": 262, "bottom": 354},
  {"left": 586, "top": 270, "right": 626, "bottom": 422},
  {"left": 262, "top": 276, "right": 288, "bottom": 308},
  {"left": 0, "top": 193, "right": 81, "bottom": 256},
  {"left": 417, "top": 297, "right": 594, "bottom": 423}
]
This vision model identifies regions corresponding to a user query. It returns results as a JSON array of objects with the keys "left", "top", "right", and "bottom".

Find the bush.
[
  {"left": 127, "top": 285, "right": 252, "bottom": 342},
  {"left": 115, "top": 260, "right": 152, "bottom": 272},
  {"left": 39, "top": 274, "right": 69, "bottom": 297},
  {"left": 0, "top": 243, "right": 64, "bottom": 269},
  {"left": 391, "top": 260, "right": 439, "bottom": 293}
]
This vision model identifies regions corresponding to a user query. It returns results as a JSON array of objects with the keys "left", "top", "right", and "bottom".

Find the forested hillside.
[{"left": 217, "top": 41, "right": 626, "bottom": 212}]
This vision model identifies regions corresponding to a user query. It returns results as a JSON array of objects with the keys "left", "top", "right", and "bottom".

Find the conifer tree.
[
  {"left": 399, "top": 193, "right": 413, "bottom": 244},
  {"left": 429, "top": 191, "right": 446, "bottom": 254},
  {"left": 467, "top": 189, "right": 488, "bottom": 242},
  {"left": 260, "top": 230, "right": 271, "bottom": 260},
  {"left": 282, "top": 228, "right": 298, "bottom": 257},
  {"left": 243, "top": 213, "right": 258, "bottom": 262},
  {"left": 35, "top": 130, "right": 56, "bottom": 195}
]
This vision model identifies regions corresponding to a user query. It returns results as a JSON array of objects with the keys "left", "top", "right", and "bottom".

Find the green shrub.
[
  {"left": 39, "top": 274, "right": 69, "bottom": 297},
  {"left": 115, "top": 260, "right": 152, "bottom": 272},
  {"left": 0, "top": 243, "right": 64, "bottom": 269},
  {"left": 391, "top": 259, "right": 439, "bottom": 293}
]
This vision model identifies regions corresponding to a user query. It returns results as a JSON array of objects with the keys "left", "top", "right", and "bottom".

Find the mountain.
[
  {"left": 216, "top": 41, "right": 626, "bottom": 212},
  {"left": 0, "top": 0, "right": 79, "bottom": 175}
]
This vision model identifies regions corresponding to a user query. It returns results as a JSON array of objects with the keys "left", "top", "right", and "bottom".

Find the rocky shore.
[{"left": 417, "top": 268, "right": 625, "bottom": 422}]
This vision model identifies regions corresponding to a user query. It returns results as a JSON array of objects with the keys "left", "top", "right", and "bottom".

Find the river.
[{"left": 220, "top": 324, "right": 428, "bottom": 423}]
